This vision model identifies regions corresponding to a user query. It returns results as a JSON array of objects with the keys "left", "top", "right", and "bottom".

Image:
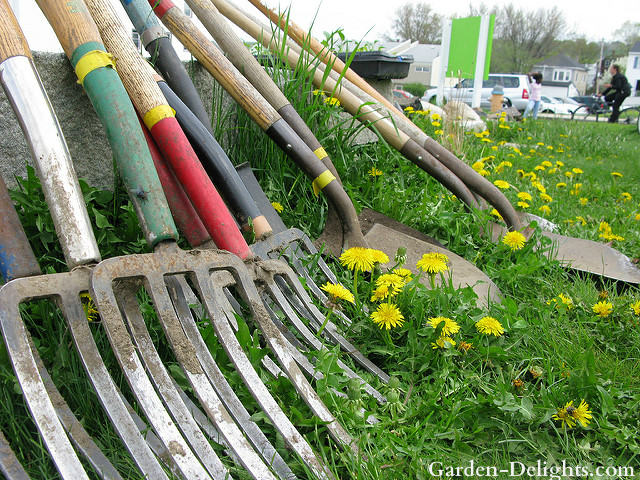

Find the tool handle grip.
[
  {"left": 140, "top": 121, "right": 213, "bottom": 248},
  {"left": 0, "top": 175, "right": 41, "bottom": 281},
  {"left": 0, "top": 0, "right": 31, "bottom": 62},
  {"left": 35, "top": 0, "right": 103, "bottom": 61}
]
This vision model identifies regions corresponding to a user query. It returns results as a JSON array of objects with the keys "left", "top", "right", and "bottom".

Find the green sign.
[{"left": 447, "top": 15, "right": 495, "bottom": 79}]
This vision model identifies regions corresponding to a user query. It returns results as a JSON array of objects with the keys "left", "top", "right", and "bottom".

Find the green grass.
[{"left": 2, "top": 36, "right": 640, "bottom": 480}]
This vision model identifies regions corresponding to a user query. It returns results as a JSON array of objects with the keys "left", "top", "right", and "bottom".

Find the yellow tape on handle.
[
  {"left": 143, "top": 105, "right": 176, "bottom": 129},
  {"left": 313, "top": 146, "right": 328, "bottom": 161},
  {"left": 311, "top": 170, "right": 336, "bottom": 196},
  {"left": 75, "top": 50, "right": 116, "bottom": 85}
]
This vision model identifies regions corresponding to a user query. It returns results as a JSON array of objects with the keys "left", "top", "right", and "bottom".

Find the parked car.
[
  {"left": 570, "top": 96, "right": 609, "bottom": 114},
  {"left": 392, "top": 89, "right": 422, "bottom": 111},
  {"left": 539, "top": 95, "right": 576, "bottom": 115},
  {"left": 422, "top": 74, "right": 531, "bottom": 111}
]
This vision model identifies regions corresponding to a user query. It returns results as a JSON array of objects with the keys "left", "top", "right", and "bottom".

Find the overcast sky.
[{"left": 13, "top": 0, "right": 640, "bottom": 53}]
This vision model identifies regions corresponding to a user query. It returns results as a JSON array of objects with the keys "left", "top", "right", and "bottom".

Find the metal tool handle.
[
  {"left": 157, "top": 80, "right": 272, "bottom": 239},
  {"left": 1, "top": 1, "right": 101, "bottom": 268},
  {"left": 36, "top": 0, "right": 179, "bottom": 248},
  {"left": 0, "top": 174, "right": 41, "bottom": 281},
  {"left": 119, "top": 0, "right": 214, "bottom": 133},
  {"left": 85, "top": 0, "right": 251, "bottom": 258}
]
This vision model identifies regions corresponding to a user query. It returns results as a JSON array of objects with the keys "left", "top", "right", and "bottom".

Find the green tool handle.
[{"left": 35, "top": 0, "right": 178, "bottom": 247}]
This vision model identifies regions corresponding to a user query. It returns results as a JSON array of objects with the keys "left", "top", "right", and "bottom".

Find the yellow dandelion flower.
[
  {"left": 430, "top": 113, "right": 441, "bottom": 121},
  {"left": 517, "top": 192, "right": 532, "bottom": 201},
  {"left": 553, "top": 402, "right": 577, "bottom": 428},
  {"left": 536, "top": 142, "right": 545, "bottom": 146},
  {"left": 434, "top": 129, "right": 444, "bottom": 135},
  {"left": 370, "top": 303, "right": 404, "bottom": 330},
  {"left": 572, "top": 167, "right": 583, "bottom": 174},
  {"left": 321, "top": 282, "right": 355, "bottom": 304},
  {"left": 635, "top": 213, "right": 640, "bottom": 221},
  {"left": 481, "top": 138, "right": 493, "bottom": 143},
  {"left": 557, "top": 293, "right": 574, "bottom": 310},
  {"left": 502, "top": 231, "right": 526, "bottom": 251},
  {"left": 517, "top": 201, "right": 530, "bottom": 209},
  {"left": 475, "top": 316, "right": 505, "bottom": 336},
  {"left": 368, "top": 167, "right": 383, "bottom": 177},
  {"left": 548, "top": 167, "right": 558, "bottom": 174},
  {"left": 541, "top": 160, "right": 552, "bottom": 168},
  {"left": 271, "top": 201, "right": 284, "bottom": 213},
  {"left": 431, "top": 335, "right": 456, "bottom": 349},
  {"left": 376, "top": 273, "right": 405, "bottom": 292},
  {"left": 493, "top": 180, "right": 510, "bottom": 190},
  {"left": 556, "top": 182, "right": 567, "bottom": 188},
  {"left": 575, "top": 216, "right": 586, "bottom": 226},
  {"left": 555, "top": 161, "right": 565, "bottom": 167},
  {"left": 431, "top": 121, "right": 441, "bottom": 128},
  {"left": 534, "top": 165, "right": 546, "bottom": 171},
  {"left": 630, "top": 300, "right": 640, "bottom": 315},
  {"left": 564, "top": 171, "right": 573, "bottom": 178},
  {"left": 579, "top": 197, "right": 588, "bottom": 206},
  {"left": 490, "top": 208, "right": 503, "bottom": 220},
  {"left": 611, "top": 172, "right": 623, "bottom": 178},
  {"left": 620, "top": 192, "right": 632, "bottom": 202},
  {"left": 416, "top": 252, "right": 449, "bottom": 274},
  {"left": 540, "top": 193, "right": 553, "bottom": 203},
  {"left": 472, "top": 161, "right": 485, "bottom": 172},
  {"left": 370, "top": 249, "right": 390, "bottom": 265},
  {"left": 546, "top": 145, "right": 554, "bottom": 150},
  {"left": 572, "top": 399, "right": 592, "bottom": 427},
  {"left": 81, "top": 293, "right": 98, "bottom": 322},
  {"left": 339, "top": 247, "right": 375, "bottom": 272},
  {"left": 371, "top": 284, "right": 391, "bottom": 302},
  {"left": 592, "top": 301, "right": 613, "bottom": 317},
  {"left": 393, "top": 268, "right": 413, "bottom": 280},
  {"left": 458, "top": 341, "right": 473, "bottom": 352},
  {"left": 428, "top": 316, "right": 460, "bottom": 336},
  {"left": 539, "top": 205, "right": 551, "bottom": 215},
  {"left": 324, "top": 96, "right": 340, "bottom": 107}
]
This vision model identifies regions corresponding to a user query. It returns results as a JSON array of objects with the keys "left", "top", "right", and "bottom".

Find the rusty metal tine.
[
  {"left": 195, "top": 260, "right": 354, "bottom": 458},
  {"left": 0, "top": 430, "right": 30, "bottom": 480},
  {"left": 113, "top": 283, "right": 232, "bottom": 479},
  {"left": 121, "top": 277, "right": 281, "bottom": 480},
  {"left": 165, "top": 276, "right": 297, "bottom": 480}
]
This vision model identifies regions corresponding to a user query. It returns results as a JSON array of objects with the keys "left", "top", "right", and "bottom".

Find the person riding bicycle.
[{"left": 600, "top": 64, "right": 631, "bottom": 123}]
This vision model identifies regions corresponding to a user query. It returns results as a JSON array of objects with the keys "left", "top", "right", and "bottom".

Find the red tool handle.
[{"left": 140, "top": 120, "right": 213, "bottom": 249}]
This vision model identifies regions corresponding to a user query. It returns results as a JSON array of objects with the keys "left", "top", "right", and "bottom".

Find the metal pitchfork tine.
[{"left": 83, "top": 0, "right": 345, "bottom": 476}]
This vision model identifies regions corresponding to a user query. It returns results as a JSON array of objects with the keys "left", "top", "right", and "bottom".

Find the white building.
[
  {"left": 626, "top": 41, "right": 640, "bottom": 97},
  {"left": 381, "top": 41, "right": 440, "bottom": 87}
]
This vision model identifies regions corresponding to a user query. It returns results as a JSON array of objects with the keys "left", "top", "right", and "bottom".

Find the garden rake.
[
  {"left": 83, "top": 0, "right": 353, "bottom": 470},
  {"left": 0, "top": 5, "right": 179, "bottom": 477},
  {"left": 241, "top": 0, "right": 640, "bottom": 285}
]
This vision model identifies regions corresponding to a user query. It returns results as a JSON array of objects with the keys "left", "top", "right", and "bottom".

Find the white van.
[{"left": 423, "top": 74, "right": 532, "bottom": 111}]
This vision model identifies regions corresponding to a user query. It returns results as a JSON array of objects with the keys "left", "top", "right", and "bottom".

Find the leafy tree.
[
  {"left": 613, "top": 21, "right": 640, "bottom": 47},
  {"left": 385, "top": 2, "right": 443, "bottom": 44}
]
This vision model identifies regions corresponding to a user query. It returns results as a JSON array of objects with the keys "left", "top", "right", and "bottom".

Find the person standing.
[
  {"left": 601, "top": 64, "right": 631, "bottom": 123},
  {"left": 523, "top": 72, "right": 543, "bottom": 119}
]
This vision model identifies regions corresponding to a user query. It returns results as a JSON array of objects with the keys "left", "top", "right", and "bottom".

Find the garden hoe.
[
  {"left": 243, "top": 0, "right": 640, "bottom": 285},
  {"left": 83, "top": 0, "right": 353, "bottom": 473}
]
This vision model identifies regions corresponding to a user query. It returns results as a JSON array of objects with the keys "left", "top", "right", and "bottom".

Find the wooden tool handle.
[
  {"left": 86, "top": 0, "right": 163, "bottom": 115},
  {"left": 150, "top": 0, "right": 277, "bottom": 130},
  {"left": 247, "top": 0, "right": 405, "bottom": 118},
  {"left": 35, "top": 0, "right": 103, "bottom": 60},
  {"left": 185, "top": 0, "right": 288, "bottom": 110},
  {"left": 0, "top": 0, "right": 31, "bottom": 62}
]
